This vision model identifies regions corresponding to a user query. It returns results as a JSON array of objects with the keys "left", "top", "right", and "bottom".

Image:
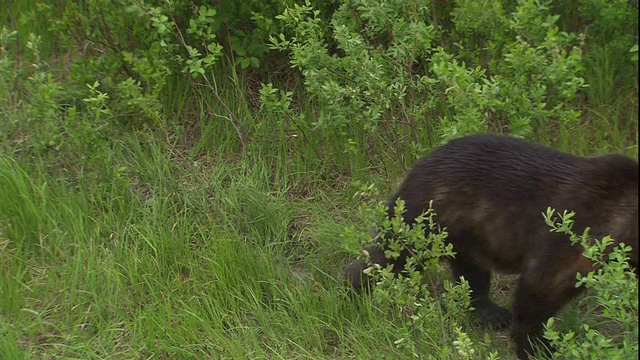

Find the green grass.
[
  {"left": 0, "top": 136, "right": 513, "bottom": 359},
  {"left": 1, "top": 54, "right": 636, "bottom": 360},
  {"left": 1, "top": 120, "right": 534, "bottom": 359},
  {"left": 0, "top": 1, "right": 637, "bottom": 359}
]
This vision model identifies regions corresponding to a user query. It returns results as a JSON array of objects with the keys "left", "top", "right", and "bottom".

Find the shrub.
[
  {"left": 266, "top": 0, "right": 586, "bottom": 174},
  {"left": 543, "top": 208, "right": 638, "bottom": 359},
  {"left": 344, "top": 185, "right": 500, "bottom": 358}
]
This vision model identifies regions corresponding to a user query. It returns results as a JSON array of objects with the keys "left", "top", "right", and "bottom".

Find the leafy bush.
[
  {"left": 6, "top": 0, "right": 633, "bottom": 176},
  {"left": 344, "top": 186, "right": 500, "bottom": 359},
  {"left": 342, "top": 197, "right": 638, "bottom": 358},
  {"left": 543, "top": 209, "right": 638, "bottom": 359},
  {"left": 0, "top": 31, "right": 113, "bottom": 168},
  {"left": 266, "top": 0, "right": 586, "bottom": 175}
]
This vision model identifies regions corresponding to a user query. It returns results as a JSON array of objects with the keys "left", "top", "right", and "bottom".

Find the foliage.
[
  {"left": 343, "top": 186, "right": 500, "bottom": 359},
  {"left": 575, "top": 0, "right": 638, "bottom": 55},
  {"left": 0, "top": 26, "right": 18, "bottom": 113},
  {"left": 543, "top": 208, "right": 638, "bottom": 359},
  {"left": 5, "top": 0, "right": 635, "bottom": 172},
  {"left": 0, "top": 0, "right": 637, "bottom": 358},
  {"left": 0, "top": 30, "right": 111, "bottom": 168},
  {"left": 572, "top": 0, "right": 638, "bottom": 108},
  {"left": 266, "top": 0, "right": 586, "bottom": 174},
  {"left": 9, "top": 0, "right": 339, "bottom": 151}
]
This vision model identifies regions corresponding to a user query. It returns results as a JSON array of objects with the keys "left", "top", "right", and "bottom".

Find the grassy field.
[
  {"left": 1, "top": 89, "right": 635, "bottom": 360},
  {"left": 0, "top": 133, "right": 516, "bottom": 359},
  {"left": 1, "top": 1, "right": 638, "bottom": 359}
]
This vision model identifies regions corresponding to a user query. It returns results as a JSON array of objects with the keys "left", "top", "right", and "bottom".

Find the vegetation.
[{"left": 0, "top": 0, "right": 637, "bottom": 358}]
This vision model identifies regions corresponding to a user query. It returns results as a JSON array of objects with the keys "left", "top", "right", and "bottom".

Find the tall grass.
[
  {"left": 0, "top": 133, "right": 514, "bottom": 359},
  {"left": 0, "top": 0, "right": 637, "bottom": 358}
]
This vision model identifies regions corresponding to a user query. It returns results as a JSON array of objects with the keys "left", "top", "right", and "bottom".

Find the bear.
[{"left": 344, "top": 134, "right": 638, "bottom": 359}]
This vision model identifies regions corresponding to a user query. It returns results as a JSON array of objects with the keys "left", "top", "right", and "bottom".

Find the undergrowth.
[{"left": 0, "top": 0, "right": 637, "bottom": 358}]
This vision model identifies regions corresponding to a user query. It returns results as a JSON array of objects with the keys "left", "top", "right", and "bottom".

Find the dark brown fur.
[{"left": 344, "top": 134, "right": 638, "bottom": 359}]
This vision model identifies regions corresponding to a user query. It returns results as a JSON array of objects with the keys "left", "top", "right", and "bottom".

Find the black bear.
[{"left": 344, "top": 134, "right": 638, "bottom": 359}]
